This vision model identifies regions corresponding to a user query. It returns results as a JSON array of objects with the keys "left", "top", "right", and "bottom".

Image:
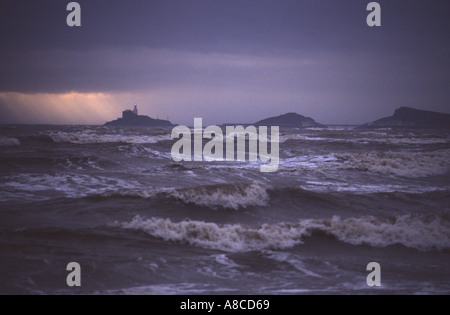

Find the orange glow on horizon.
[{"left": 0, "top": 92, "right": 127, "bottom": 125}]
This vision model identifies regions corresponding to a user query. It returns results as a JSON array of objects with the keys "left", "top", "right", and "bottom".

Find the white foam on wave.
[
  {"left": 335, "top": 150, "right": 450, "bottom": 178},
  {"left": 47, "top": 131, "right": 172, "bottom": 144},
  {"left": 278, "top": 135, "right": 329, "bottom": 143},
  {"left": 105, "top": 283, "right": 237, "bottom": 295},
  {"left": 279, "top": 150, "right": 450, "bottom": 178},
  {"left": 366, "top": 137, "right": 449, "bottom": 145},
  {"left": 166, "top": 182, "right": 270, "bottom": 210},
  {"left": 98, "top": 182, "right": 269, "bottom": 210},
  {"left": 0, "top": 173, "right": 144, "bottom": 201},
  {"left": 264, "top": 252, "right": 322, "bottom": 278},
  {"left": 0, "top": 171, "right": 268, "bottom": 209},
  {"left": 280, "top": 154, "right": 339, "bottom": 170},
  {"left": 278, "top": 132, "right": 449, "bottom": 145},
  {"left": 0, "top": 136, "right": 20, "bottom": 146},
  {"left": 342, "top": 136, "right": 450, "bottom": 145},
  {"left": 113, "top": 214, "right": 450, "bottom": 252},
  {"left": 56, "top": 156, "right": 104, "bottom": 171},
  {"left": 301, "top": 181, "right": 449, "bottom": 194}
]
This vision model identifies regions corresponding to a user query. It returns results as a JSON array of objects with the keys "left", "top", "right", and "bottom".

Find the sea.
[{"left": 0, "top": 125, "right": 449, "bottom": 295}]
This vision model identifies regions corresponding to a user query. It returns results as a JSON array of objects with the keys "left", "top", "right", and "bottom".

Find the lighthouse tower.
[{"left": 133, "top": 105, "right": 138, "bottom": 115}]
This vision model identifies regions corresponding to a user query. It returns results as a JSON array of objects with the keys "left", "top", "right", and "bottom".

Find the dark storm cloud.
[
  {"left": 0, "top": 0, "right": 449, "bottom": 124},
  {"left": 0, "top": 0, "right": 448, "bottom": 91},
  {"left": 2, "top": 0, "right": 448, "bottom": 51}
]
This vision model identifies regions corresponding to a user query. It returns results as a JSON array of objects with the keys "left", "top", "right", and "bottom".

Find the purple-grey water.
[{"left": 0, "top": 125, "right": 449, "bottom": 294}]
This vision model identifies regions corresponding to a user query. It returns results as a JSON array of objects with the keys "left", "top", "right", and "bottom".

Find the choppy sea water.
[{"left": 0, "top": 125, "right": 449, "bottom": 294}]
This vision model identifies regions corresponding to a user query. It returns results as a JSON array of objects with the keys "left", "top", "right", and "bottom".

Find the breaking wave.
[
  {"left": 0, "top": 136, "right": 20, "bottom": 146},
  {"left": 335, "top": 150, "right": 450, "bottom": 178},
  {"left": 278, "top": 133, "right": 449, "bottom": 145},
  {"left": 109, "top": 182, "right": 270, "bottom": 210},
  {"left": 279, "top": 150, "right": 450, "bottom": 178},
  {"left": 278, "top": 134, "right": 329, "bottom": 143},
  {"left": 47, "top": 131, "right": 172, "bottom": 144},
  {"left": 166, "top": 182, "right": 270, "bottom": 210},
  {"left": 364, "top": 137, "right": 449, "bottom": 145},
  {"left": 113, "top": 214, "right": 450, "bottom": 252},
  {"left": 0, "top": 174, "right": 143, "bottom": 202}
]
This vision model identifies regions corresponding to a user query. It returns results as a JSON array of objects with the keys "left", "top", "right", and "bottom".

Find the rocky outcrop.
[
  {"left": 255, "top": 113, "right": 325, "bottom": 128},
  {"left": 362, "top": 107, "right": 450, "bottom": 129},
  {"left": 105, "top": 112, "right": 173, "bottom": 127}
]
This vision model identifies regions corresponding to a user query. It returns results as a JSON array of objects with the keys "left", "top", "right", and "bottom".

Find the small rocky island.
[
  {"left": 362, "top": 107, "right": 450, "bottom": 129},
  {"left": 255, "top": 113, "right": 325, "bottom": 128},
  {"left": 105, "top": 106, "right": 173, "bottom": 127}
]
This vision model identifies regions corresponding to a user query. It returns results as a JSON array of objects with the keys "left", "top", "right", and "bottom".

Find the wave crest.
[
  {"left": 95, "top": 182, "right": 270, "bottom": 210},
  {"left": 47, "top": 131, "right": 171, "bottom": 144},
  {"left": 166, "top": 182, "right": 269, "bottom": 210},
  {"left": 335, "top": 150, "right": 450, "bottom": 177},
  {"left": 113, "top": 214, "right": 450, "bottom": 252},
  {"left": 0, "top": 136, "right": 20, "bottom": 146}
]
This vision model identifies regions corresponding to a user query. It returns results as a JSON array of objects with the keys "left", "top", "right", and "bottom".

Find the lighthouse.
[
  {"left": 122, "top": 105, "right": 139, "bottom": 119},
  {"left": 106, "top": 104, "right": 173, "bottom": 127}
]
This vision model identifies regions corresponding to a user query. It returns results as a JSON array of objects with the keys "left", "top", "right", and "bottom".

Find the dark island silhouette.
[
  {"left": 105, "top": 106, "right": 173, "bottom": 127},
  {"left": 255, "top": 113, "right": 325, "bottom": 128},
  {"left": 362, "top": 107, "right": 450, "bottom": 129}
]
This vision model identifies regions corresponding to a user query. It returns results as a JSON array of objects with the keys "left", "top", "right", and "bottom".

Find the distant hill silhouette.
[
  {"left": 362, "top": 107, "right": 450, "bottom": 129},
  {"left": 255, "top": 113, "right": 325, "bottom": 128},
  {"left": 105, "top": 106, "right": 173, "bottom": 127}
]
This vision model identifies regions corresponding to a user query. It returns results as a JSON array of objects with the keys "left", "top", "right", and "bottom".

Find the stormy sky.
[{"left": 0, "top": 0, "right": 449, "bottom": 125}]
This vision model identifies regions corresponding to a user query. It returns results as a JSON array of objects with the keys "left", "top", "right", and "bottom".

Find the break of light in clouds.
[
  {"left": 0, "top": 0, "right": 449, "bottom": 125},
  {"left": 1, "top": 48, "right": 447, "bottom": 125},
  {"left": 0, "top": 92, "right": 123, "bottom": 125}
]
